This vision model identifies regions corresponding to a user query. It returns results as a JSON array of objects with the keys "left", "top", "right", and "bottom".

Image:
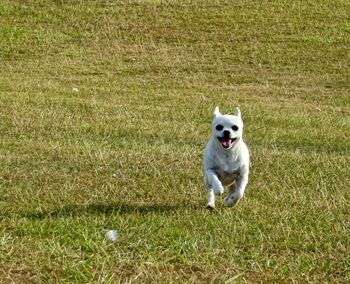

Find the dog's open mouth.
[{"left": 217, "top": 137, "right": 237, "bottom": 149}]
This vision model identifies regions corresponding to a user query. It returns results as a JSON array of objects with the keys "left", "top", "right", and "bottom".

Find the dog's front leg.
[
  {"left": 204, "top": 169, "right": 224, "bottom": 209},
  {"left": 206, "top": 187, "right": 215, "bottom": 209},
  {"left": 224, "top": 168, "right": 249, "bottom": 207}
]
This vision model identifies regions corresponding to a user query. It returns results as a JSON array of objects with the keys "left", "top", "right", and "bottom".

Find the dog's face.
[{"left": 211, "top": 107, "right": 243, "bottom": 150}]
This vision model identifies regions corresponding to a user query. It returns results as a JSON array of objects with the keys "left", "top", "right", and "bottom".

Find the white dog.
[{"left": 203, "top": 107, "right": 249, "bottom": 209}]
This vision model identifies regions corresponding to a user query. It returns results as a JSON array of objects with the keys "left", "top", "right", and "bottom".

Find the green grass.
[{"left": 1, "top": 0, "right": 349, "bottom": 282}]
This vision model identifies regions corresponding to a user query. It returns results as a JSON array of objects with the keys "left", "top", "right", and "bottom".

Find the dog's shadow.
[{"left": 25, "top": 202, "right": 199, "bottom": 220}]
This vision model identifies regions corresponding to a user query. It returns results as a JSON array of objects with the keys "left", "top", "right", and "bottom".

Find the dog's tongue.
[{"left": 222, "top": 138, "right": 232, "bottom": 148}]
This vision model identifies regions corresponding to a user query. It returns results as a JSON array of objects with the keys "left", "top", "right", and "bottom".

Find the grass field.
[{"left": 1, "top": 0, "right": 350, "bottom": 283}]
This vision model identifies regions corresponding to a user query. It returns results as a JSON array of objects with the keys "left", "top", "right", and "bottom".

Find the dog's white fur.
[{"left": 203, "top": 106, "right": 249, "bottom": 209}]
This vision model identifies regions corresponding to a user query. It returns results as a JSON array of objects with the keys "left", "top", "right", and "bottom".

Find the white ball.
[
  {"left": 72, "top": 87, "right": 79, "bottom": 93},
  {"left": 105, "top": 230, "right": 118, "bottom": 242}
]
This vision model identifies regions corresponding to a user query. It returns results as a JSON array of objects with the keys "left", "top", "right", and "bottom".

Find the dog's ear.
[
  {"left": 234, "top": 107, "right": 241, "bottom": 118},
  {"left": 213, "top": 106, "right": 221, "bottom": 117}
]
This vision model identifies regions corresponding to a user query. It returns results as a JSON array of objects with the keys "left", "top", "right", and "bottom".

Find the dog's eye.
[
  {"left": 215, "top": 124, "right": 224, "bottom": 131},
  {"left": 231, "top": 125, "right": 239, "bottom": 131}
]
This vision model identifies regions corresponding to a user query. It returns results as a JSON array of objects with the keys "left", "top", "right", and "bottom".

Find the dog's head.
[{"left": 211, "top": 106, "right": 244, "bottom": 150}]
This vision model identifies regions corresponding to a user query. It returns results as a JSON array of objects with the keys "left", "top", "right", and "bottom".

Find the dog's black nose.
[{"left": 223, "top": 130, "right": 230, "bottom": 137}]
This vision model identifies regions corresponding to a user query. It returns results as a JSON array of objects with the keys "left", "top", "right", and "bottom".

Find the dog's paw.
[
  {"left": 206, "top": 203, "right": 215, "bottom": 210},
  {"left": 213, "top": 186, "right": 224, "bottom": 196},
  {"left": 223, "top": 195, "right": 240, "bottom": 207}
]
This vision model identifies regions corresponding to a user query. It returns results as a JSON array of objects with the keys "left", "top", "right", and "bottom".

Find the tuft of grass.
[{"left": 1, "top": 0, "right": 349, "bottom": 282}]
